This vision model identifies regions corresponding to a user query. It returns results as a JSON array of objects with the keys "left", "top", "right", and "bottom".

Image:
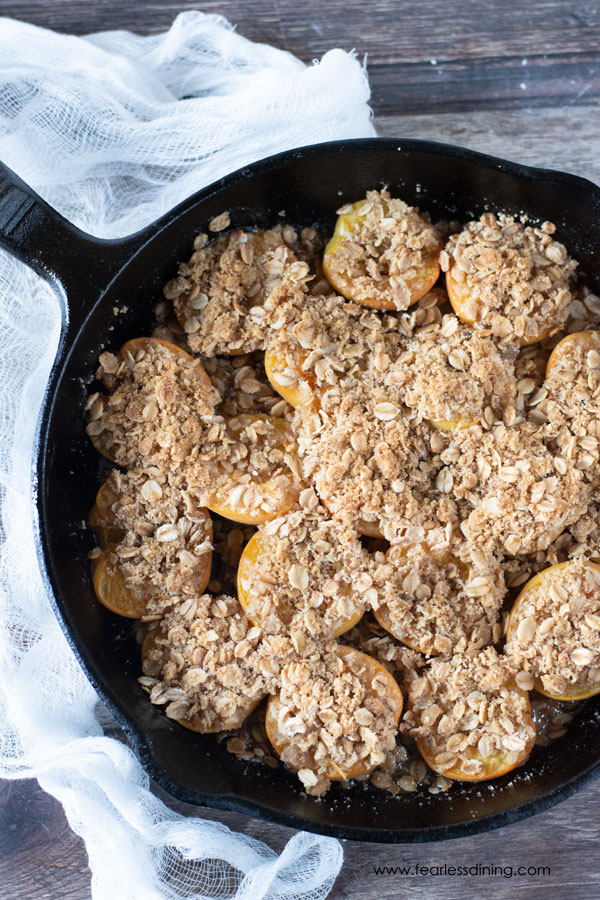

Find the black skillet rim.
[{"left": 34, "top": 137, "right": 600, "bottom": 843}]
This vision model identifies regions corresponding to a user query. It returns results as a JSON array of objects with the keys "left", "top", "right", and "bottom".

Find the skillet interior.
[{"left": 36, "top": 139, "right": 600, "bottom": 841}]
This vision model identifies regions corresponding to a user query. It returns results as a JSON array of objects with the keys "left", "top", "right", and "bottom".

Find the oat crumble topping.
[
  {"left": 140, "top": 594, "right": 271, "bottom": 732},
  {"left": 266, "top": 643, "right": 402, "bottom": 795},
  {"left": 544, "top": 331, "right": 600, "bottom": 483},
  {"left": 167, "top": 225, "right": 322, "bottom": 356},
  {"left": 91, "top": 468, "right": 213, "bottom": 619},
  {"left": 371, "top": 536, "right": 504, "bottom": 656},
  {"left": 83, "top": 193, "right": 600, "bottom": 798},
  {"left": 86, "top": 339, "right": 219, "bottom": 469},
  {"left": 239, "top": 503, "right": 366, "bottom": 639},
  {"left": 444, "top": 424, "right": 589, "bottom": 556}
]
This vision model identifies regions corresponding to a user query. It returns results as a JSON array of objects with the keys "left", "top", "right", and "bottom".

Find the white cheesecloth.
[{"left": 0, "top": 12, "right": 376, "bottom": 899}]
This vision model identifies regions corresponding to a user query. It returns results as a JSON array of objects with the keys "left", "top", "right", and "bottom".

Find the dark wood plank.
[
  {"left": 378, "top": 107, "right": 600, "bottom": 183},
  {"left": 0, "top": 0, "right": 598, "bottom": 113}
]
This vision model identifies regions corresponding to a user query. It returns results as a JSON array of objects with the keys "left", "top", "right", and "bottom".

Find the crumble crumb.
[
  {"left": 186, "top": 413, "right": 302, "bottom": 521},
  {"left": 167, "top": 226, "right": 321, "bottom": 356},
  {"left": 203, "top": 352, "right": 286, "bottom": 418},
  {"left": 544, "top": 331, "right": 600, "bottom": 485}
]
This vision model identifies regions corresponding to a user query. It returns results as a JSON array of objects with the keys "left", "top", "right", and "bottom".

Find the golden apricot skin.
[
  {"left": 446, "top": 262, "right": 558, "bottom": 347},
  {"left": 92, "top": 548, "right": 151, "bottom": 619},
  {"left": 265, "top": 645, "right": 403, "bottom": 780},
  {"left": 141, "top": 630, "right": 263, "bottom": 732},
  {"left": 506, "top": 560, "right": 600, "bottom": 701},
  {"left": 545, "top": 330, "right": 600, "bottom": 379},
  {"left": 88, "top": 481, "right": 125, "bottom": 548},
  {"left": 206, "top": 414, "right": 300, "bottom": 525},
  {"left": 237, "top": 532, "right": 364, "bottom": 636},
  {"left": 323, "top": 199, "right": 441, "bottom": 311},
  {"left": 416, "top": 693, "right": 536, "bottom": 782},
  {"left": 429, "top": 416, "right": 478, "bottom": 433},
  {"left": 264, "top": 344, "right": 319, "bottom": 409}
]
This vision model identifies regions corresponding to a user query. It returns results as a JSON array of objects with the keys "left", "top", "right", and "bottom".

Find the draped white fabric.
[{"left": 0, "top": 12, "right": 375, "bottom": 898}]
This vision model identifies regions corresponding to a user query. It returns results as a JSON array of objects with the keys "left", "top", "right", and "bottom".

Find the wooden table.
[{"left": 1, "top": 2, "right": 599, "bottom": 898}]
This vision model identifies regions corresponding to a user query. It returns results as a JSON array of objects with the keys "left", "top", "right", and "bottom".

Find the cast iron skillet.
[{"left": 2, "top": 139, "right": 600, "bottom": 843}]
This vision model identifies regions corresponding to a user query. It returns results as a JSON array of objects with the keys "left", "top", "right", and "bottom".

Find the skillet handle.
[{"left": 0, "top": 160, "right": 146, "bottom": 336}]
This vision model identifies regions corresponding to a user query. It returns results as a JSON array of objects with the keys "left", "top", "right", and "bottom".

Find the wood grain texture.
[
  {"left": 1, "top": 1, "right": 599, "bottom": 898},
  {"left": 378, "top": 107, "right": 600, "bottom": 184},
  {"left": 0, "top": 0, "right": 598, "bottom": 113},
  {"left": 2, "top": 763, "right": 600, "bottom": 900}
]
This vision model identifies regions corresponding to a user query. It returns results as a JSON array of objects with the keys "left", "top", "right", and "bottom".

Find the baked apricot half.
[
  {"left": 87, "top": 336, "right": 215, "bottom": 465},
  {"left": 416, "top": 688, "right": 536, "bottom": 782},
  {"left": 264, "top": 343, "right": 317, "bottom": 408},
  {"left": 545, "top": 329, "right": 600, "bottom": 379},
  {"left": 237, "top": 531, "right": 364, "bottom": 636},
  {"left": 206, "top": 414, "right": 300, "bottom": 524},
  {"left": 92, "top": 548, "right": 153, "bottom": 618},
  {"left": 505, "top": 560, "right": 600, "bottom": 701},
  {"left": 371, "top": 538, "right": 501, "bottom": 657},
  {"left": 141, "top": 628, "right": 264, "bottom": 733},
  {"left": 88, "top": 481, "right": 125, "bottom": 548},
  {"left": 265, "top": 645, "right": 403, "bottom": 781},
  {"left": 323, "top": 193, "right": 442, "bottom": 311},
  {"left": 404, "top": 649, "right": 536, "bottom": 781},
  {"left": 446, "top": 260, "right": 561, "bottom": 347}
]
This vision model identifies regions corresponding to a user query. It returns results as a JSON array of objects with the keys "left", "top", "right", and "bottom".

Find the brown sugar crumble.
[
  {"left": 389, "top": 317, "right": 518, "bottom": 428},
  {"left": 444, "top": 424, "right": 590, "bottom": 557},
  {"left": 186, "top": 412, "right": 301, "bottom": 521},
  {"left": 84, "top": 193, "right": 600, "bottom": 799}
]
